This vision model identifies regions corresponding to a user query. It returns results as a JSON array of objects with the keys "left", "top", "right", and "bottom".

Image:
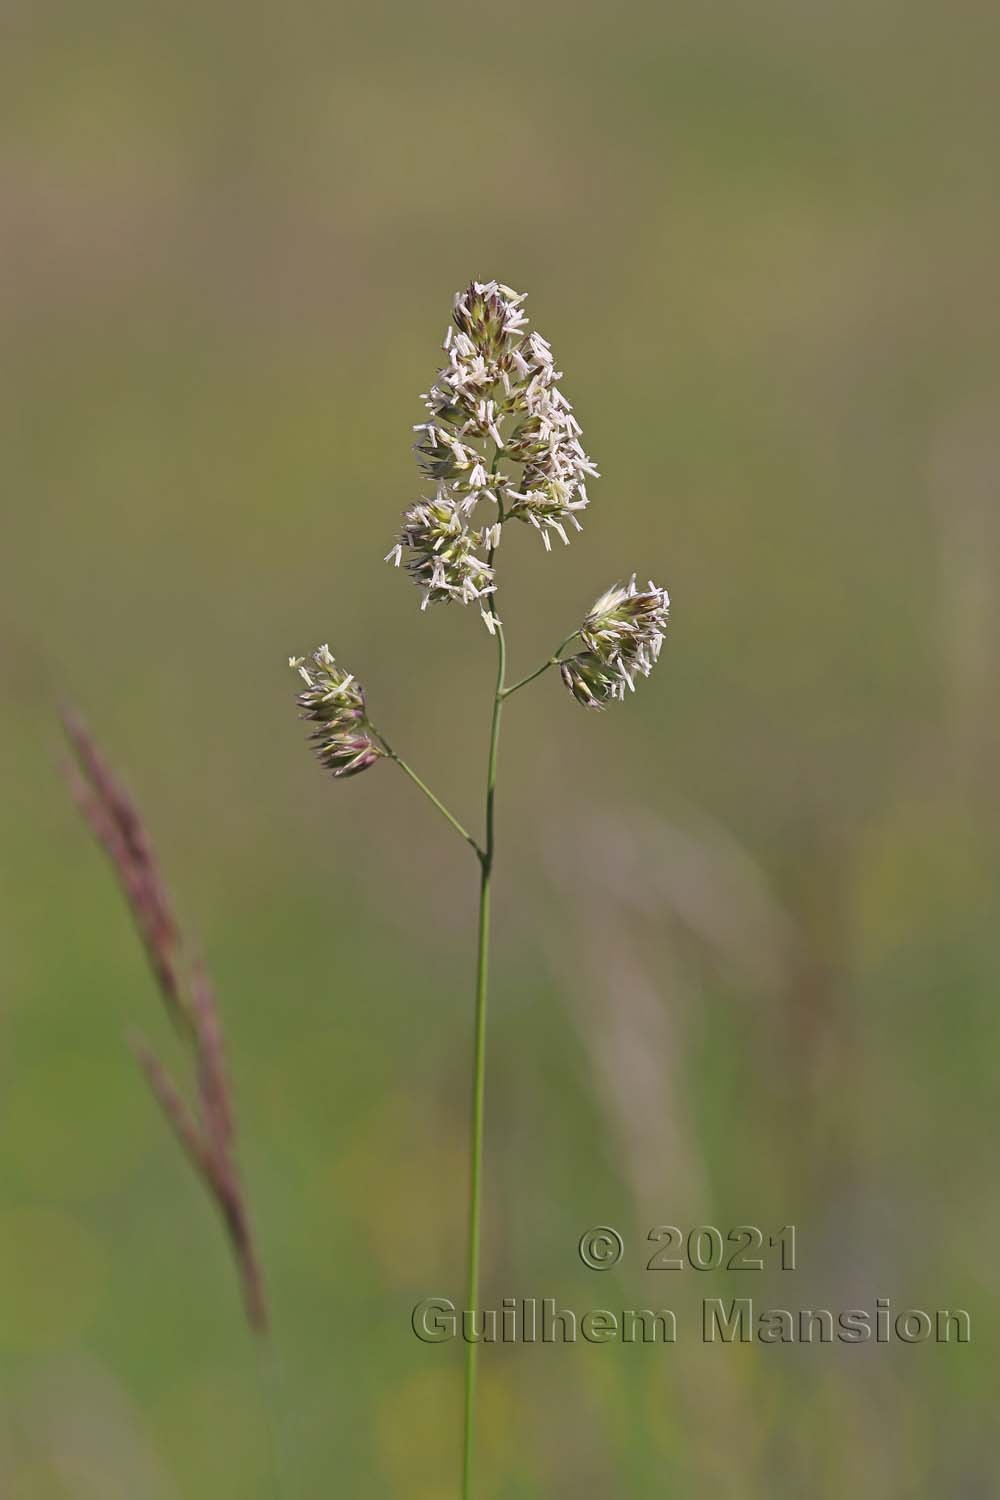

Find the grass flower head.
[
  {"left": 561, "top": 575, "right": 670, "bottom": 707},
  {"left": 289, "top": 645, "right": 385, "bottom": 777},
  {"left": 388, "top": 279, "right": 600, "bottom": 633}
]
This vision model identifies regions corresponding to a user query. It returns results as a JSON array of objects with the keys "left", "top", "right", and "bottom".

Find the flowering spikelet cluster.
[
  {"left": 561, "top": 576, "right": 670, "bottom": 709},
  {"left": 290, "top": 281, "right": 670, "bottom": 788},
  {"left": 289, "top": 644, "right": 385, "bottom": 777},
  {"left": 385, "top": 492, "right": 496, "bottom": 611},
  {"left": 387, "top": 280, "right": 598, "bottom": 625}
]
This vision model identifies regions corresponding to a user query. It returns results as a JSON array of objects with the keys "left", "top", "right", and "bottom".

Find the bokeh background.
[{"left": 3, "top": 1, "right": 999, "bottom": 1494}]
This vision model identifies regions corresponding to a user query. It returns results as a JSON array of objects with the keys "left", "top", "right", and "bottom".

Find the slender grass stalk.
[
  {"left": 288, "top": 280, "right": 670, "bottom": 1499},
  {"left": 463, "top": 574, "right": 506, "bottom": 1498}
]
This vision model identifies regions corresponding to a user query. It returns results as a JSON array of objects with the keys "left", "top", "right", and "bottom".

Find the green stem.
[
  {"left": 462, "top": 860, "right": 490, "bottom": 1497},
  {"left": 372, "top": 730, "right": 482, "bottom": 860},
  {"left": 463, "top": 559, "right": 506, "bottom": 1500}
]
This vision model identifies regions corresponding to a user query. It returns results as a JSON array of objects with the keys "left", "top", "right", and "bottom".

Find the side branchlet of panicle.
[
  {"left": 289, "top": 644, "right": 386, "bottom": 778},
  {"left": 386, "top": 279, "right": 599, "bottom": 627},
  {"left": 561, "top": 576, "right": 671, "bottom": 709},
  {"left": 62, "top": 710, "right": 268, "bottom": 1334}
]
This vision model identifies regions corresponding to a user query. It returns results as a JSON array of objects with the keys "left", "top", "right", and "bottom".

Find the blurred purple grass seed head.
[
  {"left": 62, "top": 709, "right": 268, "bottom": 1335},
  {"left": 63, "top": 705, "right": 186, "bottom": 1025}
]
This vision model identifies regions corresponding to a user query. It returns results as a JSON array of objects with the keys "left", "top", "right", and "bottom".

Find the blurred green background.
[{"left": 3, "top": 0, "right": 999, "bottom": 1494}]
